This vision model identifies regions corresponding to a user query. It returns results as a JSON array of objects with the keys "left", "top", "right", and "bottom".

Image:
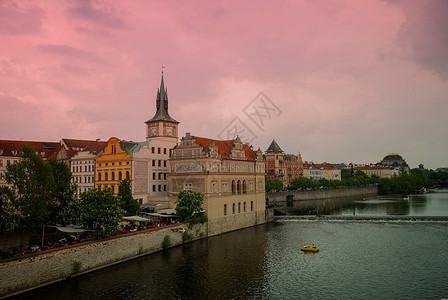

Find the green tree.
[
  {"left": 118, "top": 178, "right": 140, "bottom": 216},
  {"left": 64, "top": 188, "right": 124, "bottom": 235},
  {"left": 265, "top": 179, "right": 283, "bottom": 193},
  {"left": 0, "top": 146, "right": 75, "bottom": 233},
  {"left": 175, "top": 190, "right": 204, "bottom": 221}
]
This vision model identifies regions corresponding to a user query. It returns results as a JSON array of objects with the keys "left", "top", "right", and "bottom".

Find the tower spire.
[{"left": 145, "top": 70, "right": 179, "bottom": 124}]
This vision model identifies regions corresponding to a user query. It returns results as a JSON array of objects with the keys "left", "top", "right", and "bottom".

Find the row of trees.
[
  {"left": 0, "top": 146, "right": 140, "bottom": 236},
  {"left": 266, "top": 168, "right": 436, "bottom": 195}
]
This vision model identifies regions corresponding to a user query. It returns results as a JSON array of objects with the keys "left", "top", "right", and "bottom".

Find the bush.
[
  {"left": 162, "top": 235, "right": 171, "bottom": 249},
  {"left": 188, "top": 215, "right": 208, "bottom": 228},
  {"left": 72, "top": 260, "right": 82, "bottom": 274},
  {"left": 182, "top": 231, "right": 193, "bottom": 242}
]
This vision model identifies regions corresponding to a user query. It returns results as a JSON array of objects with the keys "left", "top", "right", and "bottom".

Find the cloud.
[
  {"left": 387, "top": 0, "right": 448, "bottom": 80},
  {"left": 0, "top": 0, "right": 45, "bottom": 36}
]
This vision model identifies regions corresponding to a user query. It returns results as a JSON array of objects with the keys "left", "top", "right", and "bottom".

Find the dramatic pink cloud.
[{"left": 1, "top": 0, "right": 447, "bottom": 169}]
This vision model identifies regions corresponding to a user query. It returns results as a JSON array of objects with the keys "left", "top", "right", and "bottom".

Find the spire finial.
[{"left": 161, "top": 65, "right": 165, "bottom": 76}]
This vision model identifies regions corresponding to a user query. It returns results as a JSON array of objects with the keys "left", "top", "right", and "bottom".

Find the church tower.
[{"left": 145, "top": 72, "right": 179, "bottom": 142}]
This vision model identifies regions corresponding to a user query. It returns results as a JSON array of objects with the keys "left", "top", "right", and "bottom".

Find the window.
[
  {"left": 158, "top": 147, "right": 161, "bottom": 154},
  {"left": 238, "top": 202, "right": 241, "bottom": 213},
  {"left": 153, "top": 172, "right": 156, "bottom": 180},
  {"left": 232, "top": 203, "right": 235, "bottom": 214},
  {"left": 164, "top": 160, "right": 167, "bottom": 167},
  {"left": 126, "top": 171, "right": 130, "bottom": 179},
  {"left": 158, "top": 173, "right": 161, "bottom": 180},
  {"left": 224, "top": 204, "right": 227, "bottom": 216},
  {"left": 152, "top": 160, "right": 156, "bottom": 167},
  {"left": 105, "top": 172, "right": 108, "bottom": 181},
  {"left": 243, "top": 202, "right": 246, "bottom": 212},
  {"left": 153, "top": 185, "right": 156, "bottom": 192},
  {"left": 164, "top": 148, "right": 167, "bottom": 155},
  {"left": 164, "top": 185, "right": 167, "bottom": 191},
  {"left": 151, "top": 147, "right": 155, "bottom": 153},
  {"left": 232, "top": 180, "right": 236, "bottom": 194},
  {"left": 164, "top": 173, "right": 167, "bottom": 180},
  {"left": 98, "top": 172, "right": 102, "bottom": 181},
  {"left": 222, "top": 183, "right": 228, "bottom": 192},
  {"left": 158, "top": 160, "right": 161, "bottom": 167},
  {"left": 237, "top": 180, "right": 241, "bottom": 194},
  {"left": 212, "top": 183, "right": 216, "bottom": 193},
  {"left": 251, "top": 201, "right": 254, "bottom": 211},
  {"left": 243, "top": 180, "right": 247, "bottom": 194},
  {"left": 184, "top": 183, "right": 192, "bottom": 190},
  {"left": 158, "top": 185, "right": 161, "bottom": 191},
  {"left": 112, "top": 172, "right": 115, "bottom": 181},
  {"left": 119, "top": 172, "right": 122, "bottom": 180}
]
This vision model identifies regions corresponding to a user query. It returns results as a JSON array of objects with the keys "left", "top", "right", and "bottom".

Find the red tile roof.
[
  {"left": 0, "top": 140, "right": 61, "bottom": 160},
  {"left": 62, "top": 138, "right": 108, "bottom": 155},
  {"left": 194, "top": 136, "right": 258, "bottom": 161}
]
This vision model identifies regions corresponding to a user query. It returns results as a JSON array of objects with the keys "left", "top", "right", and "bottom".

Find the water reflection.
[{"left": 283, "top": 189, "right": 448, "bottom": 217}]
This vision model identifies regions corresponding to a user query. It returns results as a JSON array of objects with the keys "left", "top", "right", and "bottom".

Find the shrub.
[
  {"left": 162, "top": 235, "right": 171, "bottom": 249},
  {"left": 72, "top": 260, "right": 82, "bottom": 274}
]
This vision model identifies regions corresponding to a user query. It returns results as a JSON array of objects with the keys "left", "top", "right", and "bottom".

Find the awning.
[
  {"left": 123, "top": 216, "right": 151, "bottom": 222},
  {"left": 47, "top": 225, "right": 92, "bottom": 233}
]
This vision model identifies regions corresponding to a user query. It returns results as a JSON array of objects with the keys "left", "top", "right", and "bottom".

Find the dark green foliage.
[
  {"left": 118, "top": 178, "right": 140, "bottom": 216},
  {"left": 64, "top": 188, "right": 124, "bottom": 235},
  {"left": 175, "top": 190, "right": 204, "bottom": 221},
  {"left": 0, "top": 146, "right": 75, "bottom": 233},
  {"left": 188, "top": 215, "right": 208, "bottom": 228},
  {"left": 265, "top": 178, "right": 283, "bottom": 193},
  {"left": 162, "top": 235, "right": 171, "bottom": 249},
  {"left": 182, "top": 231, "right": 193, "bottom": 242},
  {"left": 291, "top": 168, "right": 433, "bottom": 195}
]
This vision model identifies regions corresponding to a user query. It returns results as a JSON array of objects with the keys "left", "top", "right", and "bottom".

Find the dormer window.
[{"left": 12, "top": 150, "right": 17, "bottom": 156}]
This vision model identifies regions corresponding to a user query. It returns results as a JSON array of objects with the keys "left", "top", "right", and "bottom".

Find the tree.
[
  {"left": 117, "top": 178, "right": 140, "bottom": 216},
  {"left": 0, "top": 146, "right": 75, "bottom": 233},
  {"left": 175, "top": 190, "right": 204, "bottom": 221},
  {"left": 64, "top": 188, "right": 124, "bottom": 235},
  {"left": 265, "top": 179, "right": 284, "bottom": 193}
]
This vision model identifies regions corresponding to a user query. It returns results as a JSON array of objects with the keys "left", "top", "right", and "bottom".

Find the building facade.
[
  {"left": 354, "top": 166, "right": 400, "bottom": 179},
  {"left": 57, "top": 139, "right": 108, "bottom": 195},
  {"left": 265, "top": 139, "right": 303, "bottom": 187},
  {"left": 169, "top": 133, "right": 266, "bottom": 236}
]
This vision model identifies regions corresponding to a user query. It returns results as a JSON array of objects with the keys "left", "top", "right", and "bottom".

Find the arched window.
[
  {"left": 237, "top": 180, "right": 241, "bottom": 194},
  {"left": 224, "top": 204, "right": 227, "bottom": 216},
  {"left": 119, "top": 172, "right": 122, "bottom": 181},
  {"left": 232, "top": 180, "right": 236, "bottom": 194},
  {"left": 238, "top": 202, "right": 241, "bottom": 213},
  {"left": 112, "top": 172, "right": 115, "bottom": 181},
  {"left": 105, "top": 172, "right": 108, "bottom": 181},
  {"left": 232, "top": 203, "right": 235, "bottom": 214},
  {"left": 251, "top": 201, "right": 254, "bottom": 211},
  {"left": 243, "top": 180, "right": 247, "bottom": 194},
  {"left": 126, "top": 171, "right": 130, "bottom": 179},
  {"left": 243, "top": 202, "right": 246, "bottom": 212},
  {"left": 98, "top": 172, "right": 102, "bottom": 181}
]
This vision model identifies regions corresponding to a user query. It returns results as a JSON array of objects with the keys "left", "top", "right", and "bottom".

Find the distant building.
[
  {"left": 265, "top": 139, "right": 303, "bottom": 186},
  {"left": 381, "top": 153, "right": 408, "bottom": 167},
  {"left": 0, "top": 140, "right": 60, "bottom": 187},
  {"left": 354, "top": 165, "right": 400, "bottom": 178},
  {"left": 169, "top": 133, "right": 266, "bottom": 236},
  {"left": 303, "top": 162, "right": 341, "bottom": 181}
]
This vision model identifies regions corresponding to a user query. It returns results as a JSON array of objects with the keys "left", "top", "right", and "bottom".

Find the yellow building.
[
  {"left": 95, "top": 137, "right": 134, "bottom": 194},
  {"left": 169, "top": 133, "right": 267, "bottom": 236}
]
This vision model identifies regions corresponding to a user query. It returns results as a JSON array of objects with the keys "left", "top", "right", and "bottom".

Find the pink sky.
[{"left": 1, "top": 0, "right": 447, "bottom": 169}]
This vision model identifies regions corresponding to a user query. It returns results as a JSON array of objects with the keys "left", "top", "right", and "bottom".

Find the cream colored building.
[
  {"left": 354, "top": 166, "right": 400, "bottom": 179},
  {"left": 169, "top": 133, "right": 266, "bottom": 236}
]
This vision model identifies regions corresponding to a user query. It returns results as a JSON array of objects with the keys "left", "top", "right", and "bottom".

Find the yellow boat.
[{"left": 301, "top": 245, "right": 319, "bottom": 252}]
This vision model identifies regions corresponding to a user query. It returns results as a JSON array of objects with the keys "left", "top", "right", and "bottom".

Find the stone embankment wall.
[
  {"left": 266, "top": 185, "right": 378, "bottom": 204},
  {"left": 0, "top": 208, "right": 274, "bottom": 298},
  {"left": 0, "top": 224, "right": 206, "bottom": 298}
]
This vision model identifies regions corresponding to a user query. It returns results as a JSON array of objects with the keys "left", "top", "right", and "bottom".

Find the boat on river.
[{"left": 301, "top": 245, "right": 319, "bottom": 252}]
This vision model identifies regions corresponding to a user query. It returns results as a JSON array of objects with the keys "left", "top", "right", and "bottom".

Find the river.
[{"left": 16, "top": 189, "right": 448, "bottom": 299}]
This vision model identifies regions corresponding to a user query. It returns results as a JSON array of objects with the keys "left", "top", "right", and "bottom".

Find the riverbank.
[
  {"left": 0, "top": 223, "right": 206, "bottom": 298},
  {"left": 0, "top": 208, "right": 274, "bottom": 298}
]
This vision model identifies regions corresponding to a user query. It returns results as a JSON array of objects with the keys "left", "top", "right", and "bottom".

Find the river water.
[{"left": 17, "top": 189, "right": 448, "bottom": 299}]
